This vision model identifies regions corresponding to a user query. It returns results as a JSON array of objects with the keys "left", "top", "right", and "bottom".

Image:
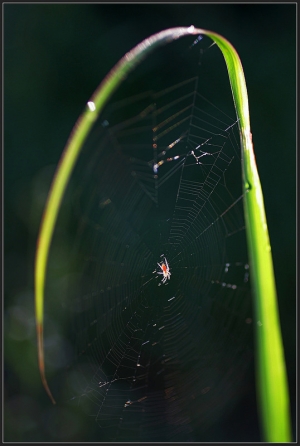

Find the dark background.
[{"left": 4, "top": 3, "right": 296, "bottom": 442}]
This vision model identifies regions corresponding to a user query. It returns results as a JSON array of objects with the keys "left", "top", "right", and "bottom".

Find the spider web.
[{"left": 53, "top": 37, "right": 254, "bottom": 442}]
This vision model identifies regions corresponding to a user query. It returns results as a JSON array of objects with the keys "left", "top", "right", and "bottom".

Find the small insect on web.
[{"left": 154, "top": 255, "right": 171, "bottom": 285}]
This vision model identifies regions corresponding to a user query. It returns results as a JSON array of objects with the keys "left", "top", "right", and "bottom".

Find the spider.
[{"left": 156, "top": 257, "right": 171, "bottom": 284}]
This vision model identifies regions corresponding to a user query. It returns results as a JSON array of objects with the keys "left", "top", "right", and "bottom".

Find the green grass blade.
[
  {"left": 34, "top": 27, "right": 292, "bottom": 441},
  {"left": 203, "top": 30, "right": 292, "bottom": 442},
  {"left": 34, "top": 25, "right": 209, "bottom": 408}
]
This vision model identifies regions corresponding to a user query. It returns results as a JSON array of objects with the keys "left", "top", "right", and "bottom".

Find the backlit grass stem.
[{"left": 35, "top": 27, "right": 291, "bottom": 441}]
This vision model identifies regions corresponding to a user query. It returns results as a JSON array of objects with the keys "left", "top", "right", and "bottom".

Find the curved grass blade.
[
  {"left": 204, "top": 30, "right": 292, "bottom": 442},
  {"left": 34, "top": 25, "right": 208, "bottom": 408},
  {"left": 35, "top": 27, "right": 292, "bottom": 441}
]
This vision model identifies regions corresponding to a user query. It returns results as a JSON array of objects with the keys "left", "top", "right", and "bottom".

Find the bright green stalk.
[
  {"left": 205, "top": 31, "right": 292, "bottom": 442},
  {"left": 35, "top": 27, "right": 291, "bottom": 441}
]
